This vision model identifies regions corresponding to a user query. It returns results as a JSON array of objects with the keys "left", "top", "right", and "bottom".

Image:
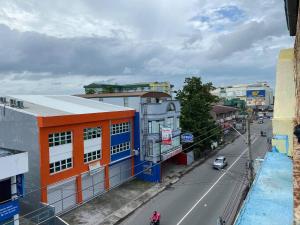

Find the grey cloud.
[
  {"left": 208, "top": 16, "right": 288, "bottom": 59},
  {"left": 0, "top": 24, "right": 167, "bottom": 77}
]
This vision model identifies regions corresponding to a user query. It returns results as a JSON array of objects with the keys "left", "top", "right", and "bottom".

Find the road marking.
[{"left": 176, "top": 137, "right": 258, "bottom": 225}]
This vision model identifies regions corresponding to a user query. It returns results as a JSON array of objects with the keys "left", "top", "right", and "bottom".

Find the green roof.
[{"left": 84, "top": 83, "right": 151, "bottom": 89}]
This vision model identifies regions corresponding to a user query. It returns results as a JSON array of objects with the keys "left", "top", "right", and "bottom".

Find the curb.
[{"left": 100, "top": 133, "right": 241, "bottom": 225}]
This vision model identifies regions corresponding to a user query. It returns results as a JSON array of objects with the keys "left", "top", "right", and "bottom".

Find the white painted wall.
[
  {"left": 84, "top": 138, "right": 101, "bottom": 154},
  {"left": 49, "top": 144, "right": 72, "bottom": 163},
  {"left": 0, "top": 152, "right": 28, "bottom": 180}
]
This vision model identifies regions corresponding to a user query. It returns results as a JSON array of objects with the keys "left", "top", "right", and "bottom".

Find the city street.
[{"left": 120, "top": 119, "right": 272, "bottom": 225}]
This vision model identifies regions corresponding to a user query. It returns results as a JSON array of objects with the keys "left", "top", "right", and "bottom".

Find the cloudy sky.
[{"left": 0, "top": 0, "right": 294, "bottom": 94}]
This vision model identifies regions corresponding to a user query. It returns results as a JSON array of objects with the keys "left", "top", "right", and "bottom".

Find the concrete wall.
[
  {"left": 272, "top": 48, "right": 296, "bottom": 156},
  {"left": 0, "top": 106, "right": 41, "bottom": 206}
]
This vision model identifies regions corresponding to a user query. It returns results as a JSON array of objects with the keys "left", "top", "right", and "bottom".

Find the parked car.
[
  {"left": 258, "top": 119, "right": 264, "bottom": 124},
  {"left": 213, "top": 156, "right": 228, "bottom": 170}
]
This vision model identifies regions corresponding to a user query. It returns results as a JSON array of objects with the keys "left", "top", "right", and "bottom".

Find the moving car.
[
  {"left": 213, "top": 156, "right": 228, "bottom": 170},
  {"left": 258, "top": 118, "right": 264, "bottom": 124}
]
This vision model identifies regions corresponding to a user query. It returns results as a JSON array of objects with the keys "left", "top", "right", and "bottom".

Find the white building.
[
  {"left": 212, "top": 82, "right": 274, "bottom": 109},
  {"left": 0, "top": 148, "right": 28, "bottom": 225}
]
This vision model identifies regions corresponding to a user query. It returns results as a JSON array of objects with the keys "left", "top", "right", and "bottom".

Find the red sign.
[{"left": 161, "top": 127, "right": 172, "bottom": 145}]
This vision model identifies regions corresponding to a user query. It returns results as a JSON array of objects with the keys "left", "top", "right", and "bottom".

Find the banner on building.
[
  {"left": 161, "top": 127, "right": 172, "bottom": 145},
  {"left": 246, "top": 90, "right": 265, "bottom": 98}
]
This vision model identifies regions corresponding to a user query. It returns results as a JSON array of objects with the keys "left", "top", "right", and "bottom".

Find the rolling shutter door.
[
  {"left": 109, "top": 158, "right": 132, "bottom": 188},
  {"left": 47, "top": 179, "right": 76, "bottom": 214},
  {"left": 82, "top": 170, "right": 105, "bottom": 201}
]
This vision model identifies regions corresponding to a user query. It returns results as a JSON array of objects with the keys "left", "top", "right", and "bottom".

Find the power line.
[{"left": 4, "top": 126, "right": 226, "bottom": 224}]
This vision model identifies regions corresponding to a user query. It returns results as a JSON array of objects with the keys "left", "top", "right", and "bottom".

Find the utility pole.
[{"left": 247, "top": 117, "right": 254, "bottom": 184}]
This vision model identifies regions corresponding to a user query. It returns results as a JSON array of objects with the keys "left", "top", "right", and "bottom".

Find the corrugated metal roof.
[
  {"left": 234, "top": 152, "right": 293, "bottom": 225},
  {"left": 6, "top": 95, "right": 134, "bottom": 117}
]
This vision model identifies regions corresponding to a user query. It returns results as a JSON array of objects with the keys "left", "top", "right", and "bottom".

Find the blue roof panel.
[{"left": 235, "top": 152, "right": 293, "bottom": 225}]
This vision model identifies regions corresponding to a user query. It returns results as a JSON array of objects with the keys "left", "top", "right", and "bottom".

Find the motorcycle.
[{"left": 150, "top": 220, "right": 160, "bottom": 225}]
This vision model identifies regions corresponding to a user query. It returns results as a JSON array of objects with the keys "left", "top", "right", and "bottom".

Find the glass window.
[
  {"left": 48, "top": 131, "right": 72, "bottom": 147},
  {"left": 110, "top": 141, "right": 131, "bottom": 155},
  {"left": 111, "top": 122, "right": 130, "bottom": 135}
]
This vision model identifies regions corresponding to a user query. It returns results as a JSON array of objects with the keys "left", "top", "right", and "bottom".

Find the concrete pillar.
[{"left": 11, "top": 176, "right": 19, "bottom": 225}]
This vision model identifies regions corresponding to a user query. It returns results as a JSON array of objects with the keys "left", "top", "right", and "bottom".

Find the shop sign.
[
  {"left": 162, "top": 146, "right": 182, "bottom": 161},
  {"left": 161, "top": 127, "right": 172, "bottom": 145},
  {"left": 181, "top": 133, "right": 194, "bottom": 143},
  {"left": 0, "top": 200, "right": 19, "bottom": 222},
  {"left": 89, "top": 161, "right": 103, "bottom": 175}
]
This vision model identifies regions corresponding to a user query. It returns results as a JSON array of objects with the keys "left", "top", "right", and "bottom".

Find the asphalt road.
[{"left": 120, "top": 119, "right": 272, "bottom": 225}]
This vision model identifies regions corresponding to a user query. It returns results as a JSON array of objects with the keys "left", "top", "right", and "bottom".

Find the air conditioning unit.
[
  {"left": 16, "top": 100, "right": 24, "bottom": 109},
  {"left": 9, "top": 99, "right": 16, "bottom": 107},
  {"left": 0, "top": 97, "right": 6, "bottom": 104}
]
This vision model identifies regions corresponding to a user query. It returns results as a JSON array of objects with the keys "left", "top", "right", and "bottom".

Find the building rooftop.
[
  {"left": 76, "top": 91, "right": 171, "bottom": 98},
  {"left": 234, "top": 152, "right": 293, "bottom": 225},
  {"left": 212, "top": 105, "right": 238, "bottom": 114},
  {"left": 84, "top": 82, "right": 151, "bottom": 89},
  {"left": 4, "top": 95, "right": 134, "bottom": 117},
  {"left": 0, "top": 147, "right": 24, "bottom": 157}
]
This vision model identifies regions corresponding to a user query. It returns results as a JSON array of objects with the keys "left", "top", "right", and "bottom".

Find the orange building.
[{"left": 0, "top": 95, "right": 135, "bottom": 214}]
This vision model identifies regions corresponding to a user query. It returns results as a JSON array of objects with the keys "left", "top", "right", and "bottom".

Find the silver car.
[{"left": 213, "top": 156, "right": 228, "bottom": 170}]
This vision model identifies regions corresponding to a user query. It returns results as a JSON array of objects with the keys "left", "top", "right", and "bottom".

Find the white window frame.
[
  {"left": 48, "top": 131, "right": 72, "bottom": 147},
  {"left": 84, "top": 127, "right": 101, "bottom": 140},
  {"left": 49, "top": 158, "right": 73, "bottom": 174},
  {"left": 111, "top": 122, "right": 130, "bottom": 135},
  {"left": 110, "top": 141, "right": 130, "bottom": 155},
  {"left": 84, "top": 150, "right": 101, "bottom": 163}
]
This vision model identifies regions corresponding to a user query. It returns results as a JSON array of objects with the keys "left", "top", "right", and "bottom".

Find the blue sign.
[
  {"left": 0, "top": 200, "right": 19, "bottom": 222},
  {"left": 181, "top": 133, "right": 194, "bottom": 143},
  {"left": 246, "top": 90, "right": 265, "bottom": 98},
  {"left": 16, "top": 174, "right": 24, "bottom": 197}
]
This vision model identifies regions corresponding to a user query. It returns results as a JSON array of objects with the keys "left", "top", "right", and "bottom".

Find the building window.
[
  {"left": 84, "top": 127, "right": 101, "bottom": 140},
  {"left": 110, "top": 142, "right": 130, "bottom": 155},
  {"left": 49, "top": 158, "right": 72, "bottom": 174},
  {"left": 148, "top": 121, "right": 152, "bottom": 133},
  {"left": 111, "top": 122, "right": 130, "bottom": 135},
  {"left": 123, "top": 97, "right": 129, "bottom": 107},
  {"left": 84, "top": 150, "right": 101, "bottom": 163},
  {"left": 167, "top": 103, "right": 176, "bottom": 112},
  {"left": 48, "top": 131, "right": 72, "bottom": 147},
  {"left": 176, "top": 117, "right": 180, "bottom": 129},
  {"left": 148, "top": 120, "right": 164, "bottom": 133},
  {"left": 166, "top": 117, "right": 174, "bottom": 130}
]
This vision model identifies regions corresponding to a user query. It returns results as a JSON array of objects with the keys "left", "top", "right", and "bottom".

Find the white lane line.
[{"left": 176, "top": 137, "right": 258, "bottom": 225}]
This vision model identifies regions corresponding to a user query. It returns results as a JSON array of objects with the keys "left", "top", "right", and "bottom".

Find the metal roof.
[
  {"left": 76, "top": 91, "right": 171, "bottom": 98},
  {"left": 234, "top": 152, "right": 293, "bottom": 225},
  {"left": 6, "top": 95, "right": 134, "bottom": 117}
]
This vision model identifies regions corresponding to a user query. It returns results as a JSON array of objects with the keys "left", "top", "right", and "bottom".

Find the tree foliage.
[{"left": 176, "top": 77, "right": 221, "bottom": 150}]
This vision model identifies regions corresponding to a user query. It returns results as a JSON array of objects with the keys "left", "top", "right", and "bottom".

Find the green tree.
[
  {"left": 176, "top": 77, "right": 221, "bottom": 150},
  {"left": 85, "top": 89, "right": 96, "bottom": 94}
]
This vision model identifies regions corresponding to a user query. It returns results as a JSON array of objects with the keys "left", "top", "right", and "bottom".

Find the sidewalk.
[{"left": 62, "top": 131, "right": 240, "bottom": 225}]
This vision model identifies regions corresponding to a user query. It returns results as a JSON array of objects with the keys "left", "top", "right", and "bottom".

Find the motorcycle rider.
[{"left": 150, "top": 211, "right": 160, "bottom": 225}]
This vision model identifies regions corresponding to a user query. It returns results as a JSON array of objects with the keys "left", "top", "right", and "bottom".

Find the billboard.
[
  {"left": 246, "top": 90, "right": 265, "bottom": 98},
  {"left": 161, "top": 127, "right": 172, "bottom": 145}
]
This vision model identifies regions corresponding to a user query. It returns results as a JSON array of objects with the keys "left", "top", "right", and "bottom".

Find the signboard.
[
  {"left": 89, "top": 161, "right": 103, "bottom": 175},
  {"left": 181, "top": 133, "right": 194, "bottom": 143},
  {"left": 161, "top": 127, "right": 172, "bottom": 145},
  {"left": 246, "top": 90, "right": 265, "bottom": 98},
  {"left": 0, "top": 200, "right": 19, "bottom": 222},
  {"left": 16, "top": 174, "right": 24, "bottom": 197},
  {"left": 162, "top": 146, "right": 182, "bottom": 161}
]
